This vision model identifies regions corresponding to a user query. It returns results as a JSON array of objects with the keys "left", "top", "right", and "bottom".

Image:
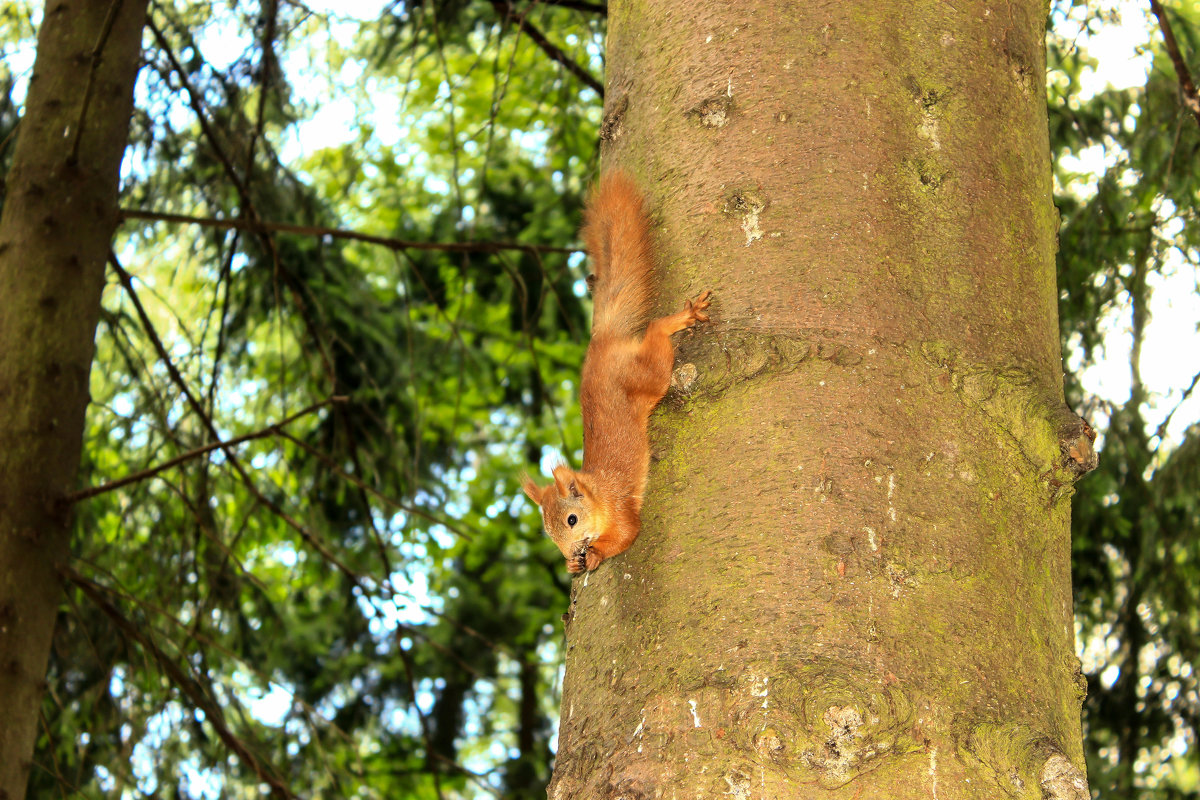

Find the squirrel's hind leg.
[{"left": 629, "top": 291, "right": 712, "bottom": 401}]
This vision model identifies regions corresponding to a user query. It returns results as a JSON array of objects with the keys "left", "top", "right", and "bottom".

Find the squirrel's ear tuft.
[
  {"left": 572, "top": 473, "right": 597, "bottom": 502},
  {"left": 551, "top": 464, "right": 575, "bottom": 497},
  {"left": 521, "top": 475, "right": 543, "bottom": 506}
]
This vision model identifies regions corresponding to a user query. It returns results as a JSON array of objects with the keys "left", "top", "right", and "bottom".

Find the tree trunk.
[
  {"left": 0, "top": 1, "right": 148, "bottom": 797},
  {"left": 548, "top": 1, "right": 1097, "bottom": 798}
]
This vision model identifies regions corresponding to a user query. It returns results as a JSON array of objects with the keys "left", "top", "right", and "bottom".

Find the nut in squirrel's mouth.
[{"left": 571, "top": 539, "right": 592, "bottom": 558}]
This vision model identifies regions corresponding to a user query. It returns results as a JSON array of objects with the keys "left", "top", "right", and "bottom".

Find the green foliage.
[
  {"left": 16, "top": 1, "right": 602, "bottom": 797},
  {"left": 1050, "top": 0, "right": 1200, "bottom": 796}
]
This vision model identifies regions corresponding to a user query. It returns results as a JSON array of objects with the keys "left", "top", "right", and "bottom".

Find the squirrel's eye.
[{"left": 567, "top": 514, "right": 578, "bottom": 527}]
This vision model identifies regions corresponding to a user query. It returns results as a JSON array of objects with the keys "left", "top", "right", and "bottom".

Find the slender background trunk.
[
  {"left": 0, "top": 2, "right": 148, "bottom": 797},
  {"left": 549, "top": 1, "right": 1097, "bottom": 797}
]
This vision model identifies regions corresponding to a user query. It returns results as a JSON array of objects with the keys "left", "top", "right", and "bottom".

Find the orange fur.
[{"left": 523, "top": 171, "right": 712, "bottom": 573}]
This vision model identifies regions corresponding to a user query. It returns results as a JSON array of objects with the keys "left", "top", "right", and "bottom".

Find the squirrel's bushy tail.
[{"left": 581, "top": 170, "right": 655, "bottom": 337}]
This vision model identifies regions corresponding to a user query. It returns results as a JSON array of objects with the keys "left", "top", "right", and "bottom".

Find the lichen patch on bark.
[
  {"left": 1040, "top": 754, "right": 1090, "bottom": 800},
  {"left": 722, "top": 189, "right": 767, "bottom": 246}
]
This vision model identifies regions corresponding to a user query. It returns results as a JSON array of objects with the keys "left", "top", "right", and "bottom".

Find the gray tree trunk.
[
  {"left": 548, "top": 1, "right": 1096, "bottom": 798},
  {"left": 0, "top": 2, "right": 148, "bottom": 797}
]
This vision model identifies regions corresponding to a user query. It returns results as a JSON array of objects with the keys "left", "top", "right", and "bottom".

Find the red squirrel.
[{"left": 523, "top": 171, "right": 711, "bottom": 573}]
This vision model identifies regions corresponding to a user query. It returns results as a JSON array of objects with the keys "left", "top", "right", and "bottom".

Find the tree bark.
[
  {"left": 549, "top": 1, "right": 1096, "bottom": 798},
  {"left": 0, "top": 1, "right": 148, "bottom": 797}
]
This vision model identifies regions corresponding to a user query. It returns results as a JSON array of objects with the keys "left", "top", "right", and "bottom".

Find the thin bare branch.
[
  {"left": 120, "top": 208, "right": 580, "bottom": 255},
  {"left": 108, "top": 251, "right": 362, "bottom": 585},
  {"left": 395, "top": 642, "right": 448, "bottom": 800},
  {"left": 536, "top": 0, "right": 606, "bottom": 14},
  {"left": 1150, "top": 0, "right": 1200, "bottom": 128},
  {"left": 70, "top": 0, "right": 125, "bottom": 163},
  {"left": 245, "top": 0, "right": 279, "bottom": 178},
  {"left": 35, "top": 708, "right": 73, "bottom": 800},
  {"left": 146, "top": 13, "right": 252, "bottom": 199},
  {"left": 147, "top": 10, "right": 338, "bottom": 388},
  {"left": 1154, "top": 368, "right": 1200, "bottom": 441},
  {"left": 490, "top": 0, "right": 604, "bottom": 98},
  {"left": 275, "top": 429, "right": 481, "bottom": 542},
  {"left": 66, "top": 567, "right": 296, "bottom": 799},
  {"left": 69, "top": 397, "right": 347, "bottom": 502}
]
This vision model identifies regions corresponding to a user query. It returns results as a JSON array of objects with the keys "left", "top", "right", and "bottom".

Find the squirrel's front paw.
[
  {"left": 568, "top": 546, "right": 589, "bottom": 573},
  {"left": 685, "top": 290, "right": 712, "bottom": 324},
  {"left": 584, "top": 549, "right": 604, "bottom": 571}
]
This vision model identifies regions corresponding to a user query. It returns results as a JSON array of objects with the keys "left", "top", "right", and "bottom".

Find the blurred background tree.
[
  {"left": 1050, "top": 1, "right": 1200, "bottom": 797},
  {"left": 0, "top": 0, "right": 1195, "bottom": 796}
]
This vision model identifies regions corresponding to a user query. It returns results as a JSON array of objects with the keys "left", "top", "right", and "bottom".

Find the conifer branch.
[{"left": 1150, "top": 0, "right": 1200, "bottom": 128}]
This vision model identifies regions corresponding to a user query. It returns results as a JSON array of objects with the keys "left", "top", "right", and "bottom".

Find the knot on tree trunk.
[
  {"left": 1055, "top": 412, "right": 1098, "bottom": 479},
  {"left": 1040, "top": 754, "right": 1091, "bottom": 800},
  {"left": 965, "top": 723, "right": 1090, "bottom": 799}
]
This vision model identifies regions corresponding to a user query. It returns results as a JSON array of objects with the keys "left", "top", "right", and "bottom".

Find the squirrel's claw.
[
  {"left": 566, "top": 544, "right": 603, "bottom": 573},
  {"left": 568, "top": 546, "right": 589, "bottom": 573},
  {"left": 686, "top": 290, "right": 712, "bottom": 324}
]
